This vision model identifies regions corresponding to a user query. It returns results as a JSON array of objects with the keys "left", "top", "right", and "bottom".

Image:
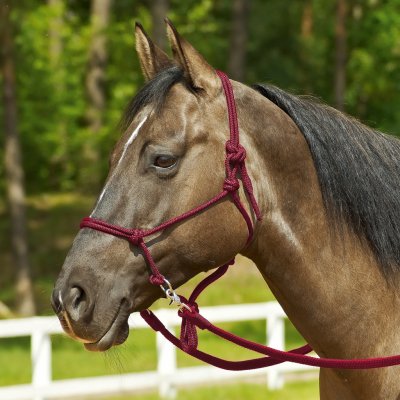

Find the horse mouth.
[
  {"left": 56, "top": 303, "right": 130, "bottom": 352},
  {"left": 84, "top": 305, "right": 130, "bottom": 352}
]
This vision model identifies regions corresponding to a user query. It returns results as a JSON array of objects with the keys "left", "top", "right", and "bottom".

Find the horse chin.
[
  {"left": 84, "top": 307, "right": 130, "bottom": 352},
  {"left": 56, "top": 302, "right": 131, "bottom": 352}
]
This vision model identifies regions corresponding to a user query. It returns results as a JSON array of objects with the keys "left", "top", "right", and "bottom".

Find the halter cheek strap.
[{"left": 79, "top": 71, "right": 400, "bottom": 370}]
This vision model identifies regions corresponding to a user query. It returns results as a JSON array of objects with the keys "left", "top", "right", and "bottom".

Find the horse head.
[{"left": 51, "top": 21, "right": 258, "bottom": 351}]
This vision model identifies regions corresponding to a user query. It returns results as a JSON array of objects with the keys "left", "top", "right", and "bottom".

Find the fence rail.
[{"left": 0, "top": 302, "right": 318, "bottom": 400}]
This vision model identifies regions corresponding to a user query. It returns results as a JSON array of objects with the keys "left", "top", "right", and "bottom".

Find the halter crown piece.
[{"left": 80, "top": 71, "right": 400, "bottom": 370}]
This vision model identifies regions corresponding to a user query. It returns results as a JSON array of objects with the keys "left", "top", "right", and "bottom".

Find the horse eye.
[{"left": 153, "top": 155, "right": 177, "bottom": 169}]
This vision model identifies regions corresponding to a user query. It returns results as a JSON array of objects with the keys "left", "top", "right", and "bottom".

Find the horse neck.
[{"left": 235, "top": 84, "right": 400, "bottom": 361}]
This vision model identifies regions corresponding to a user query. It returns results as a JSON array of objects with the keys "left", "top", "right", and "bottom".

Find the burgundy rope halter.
[{"left": 80, "top": 71, "right": 400, "bottom": 370}]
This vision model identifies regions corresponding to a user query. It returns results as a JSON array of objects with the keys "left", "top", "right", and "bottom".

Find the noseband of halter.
[{"left": 79, "top": 72, "right": 400, "bottom": 371}]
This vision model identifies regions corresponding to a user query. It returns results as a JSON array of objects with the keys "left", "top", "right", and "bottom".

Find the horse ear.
[
  {"left": 135, "top": 22, "right": 173, "bottom": 81},
  {"left": 165, "top": 18, "right": 220, "bottom": 96}
]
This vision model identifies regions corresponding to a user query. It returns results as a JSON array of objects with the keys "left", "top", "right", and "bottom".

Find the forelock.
[{"left": 120, "top": 66, "right": 185, "bottom": 132}]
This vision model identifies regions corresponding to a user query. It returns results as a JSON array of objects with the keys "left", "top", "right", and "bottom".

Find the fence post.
[
  {"left": 157, "top": 322, "right": 177, "bottom": 399},
  {"left": 266, "top": 312, "right": 284, "bottom": 390},
  {"left": 31, "top": 320, "right": 51, "bottom": 400}
]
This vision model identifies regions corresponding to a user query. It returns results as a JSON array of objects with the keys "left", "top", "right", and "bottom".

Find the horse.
[{"left": 52, "top": 20, "right": 400, "bottom": 399}]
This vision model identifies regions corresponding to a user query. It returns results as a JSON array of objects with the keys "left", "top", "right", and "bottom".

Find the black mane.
[
  {"left": 120, "top": 69, "right": 400, "bottom": 276},
  {"left": 254, "top": 83, "right": 400, "bottom": 276}
]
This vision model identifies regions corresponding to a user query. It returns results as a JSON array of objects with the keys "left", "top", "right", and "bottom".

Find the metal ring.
[
  {"left": 165, "top": 288, "right": 178, "bottom": 302},
  {"left": 159, "top": 278, "right": 173, "bottom": 294},
  {"left": 158, "top": 278, "right": 192, "bottom": 312}
]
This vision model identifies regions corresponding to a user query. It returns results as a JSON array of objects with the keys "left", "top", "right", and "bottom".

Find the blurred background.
[{"left": 0, "top": 0, "right": 399, "bottom": 399}]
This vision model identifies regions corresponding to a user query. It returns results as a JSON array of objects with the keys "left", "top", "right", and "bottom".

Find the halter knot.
[
  {"left": 149, "top": 274, "right": 165, "bottom": 286},
  {"left": 179, "top": 298, "right": 199, "bottom": 315},
  {"left": 178, "top": 297, "right": 199, "bottom": 353},
  {"left": 226, "top": 141, "right": 246, "bottom": 164},
  {"left": 128, "top": 230, "right": 143, "bottom": 246},
  {"left": 223, "top": 177, "right": 240, "bottom": 192}
]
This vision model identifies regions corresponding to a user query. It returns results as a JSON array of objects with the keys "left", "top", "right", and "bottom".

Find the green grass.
[
  {"left": 0, "top": 318, "right": 308, "bottom": 385},
  {"left": 103, "top": 380, "right": 319, "bottom": 400},
  {"left": 52, "top": 330, "right": 158, "bottom": 380},
  {"left": 0, "top": 337, "right": 32, "bottom": 385},
  {"left": 0, "top": 192, "right": 318, "bottom": 397}
]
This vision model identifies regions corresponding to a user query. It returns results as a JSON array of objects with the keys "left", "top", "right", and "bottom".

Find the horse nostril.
[
  {"left": 71, "top": 286, "right": 85, "bottom": 309},
  {"left": 67, "top": 285, "right": 90, "bottom": 321}
]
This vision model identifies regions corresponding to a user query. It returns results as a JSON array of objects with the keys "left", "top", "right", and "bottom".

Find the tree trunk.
[
  {"left": 301, "top": 0, "right": 313, "bottom": 39},
  {"left": 86, "top": 0, "right": 112, "bottom": 133},
  {"left": 48, "top": 0, "right": 68, "bottom": 180},
  {"left": 300, "top": 0, "right": 314, "bottom": 93},
  {"left": 83, "top": 0, "right": 112, "bottom": 186},
  {"left": 334, "top": 0, "right": 347, "bottom": 111},
  {"left": 151, "top": 0, "right": 169, "bottom": 51},
  {"left": 1, "top": 3, "right": 36, "bottom": 316},
  {"left": 48, "top": 0, "right": 63, "bottom": 68},
  {"left": 228, "top": 0, "right": 251, "bottom": 82}
]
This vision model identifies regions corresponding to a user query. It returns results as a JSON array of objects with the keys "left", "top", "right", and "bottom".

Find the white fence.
[{"left": 0, "top": 302, "right": 318, "bottom": 400}]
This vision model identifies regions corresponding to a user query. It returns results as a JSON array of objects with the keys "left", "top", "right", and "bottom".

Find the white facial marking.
[
  {"left": 96, "top": 186, "right": 107, "bottom": 206},
  {"left": 117, "top": 116, "right": 148, "bottom": 166},
  {"left": 89, "top": 116, "right": 148, "bottom": 217}
]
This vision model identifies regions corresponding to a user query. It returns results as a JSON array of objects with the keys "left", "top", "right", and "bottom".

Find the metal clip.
[{"left": 160, "top": 278, "right": 191, "bottom": 312}]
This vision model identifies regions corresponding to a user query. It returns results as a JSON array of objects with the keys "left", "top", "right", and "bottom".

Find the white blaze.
[
  {"left": 117, "top": 116, "right": 148, "bottom": 166},
  {"left": 90, "top": 116, "right": 148, "bottom": 216}
]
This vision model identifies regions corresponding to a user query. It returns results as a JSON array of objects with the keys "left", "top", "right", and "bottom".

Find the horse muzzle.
[{"left": 51, "top": 286, "right": 130, "bottom": 351}]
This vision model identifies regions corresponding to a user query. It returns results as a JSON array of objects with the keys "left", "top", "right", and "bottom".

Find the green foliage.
[
  {"left": 2, "top": 0, "right": 399, "bottom": 194},
  {"left": 347, "top": 0, "right": 400, "bottom": 132},
  {"left": 14, "top": 2, "right": 90, "bottom": 190}
]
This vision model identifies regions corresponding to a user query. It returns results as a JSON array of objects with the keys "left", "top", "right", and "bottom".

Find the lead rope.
[{"left": 80, "top": 72, "right": 400, "bottom": 370}]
